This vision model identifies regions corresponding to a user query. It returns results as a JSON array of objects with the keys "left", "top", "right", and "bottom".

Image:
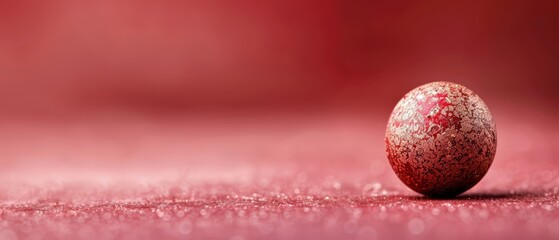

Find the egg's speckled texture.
[{"left": 385, "top": 82, "right": 497, "bottom": 197}]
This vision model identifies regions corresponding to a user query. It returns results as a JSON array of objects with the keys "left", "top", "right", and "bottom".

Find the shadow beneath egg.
[{"left": 404, "top": 190, "right": 542, "bottom": 201}]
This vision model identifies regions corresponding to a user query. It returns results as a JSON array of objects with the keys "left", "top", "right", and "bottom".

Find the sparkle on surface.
[
  {"left": 1, "top": 176, "right": 558, "bottom": 240},
  {"left": 0, "top": 111, "right": 557, "bottom": 240}
]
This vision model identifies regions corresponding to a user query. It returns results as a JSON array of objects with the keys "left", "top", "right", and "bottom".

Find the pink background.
[
  {"left": 1, "top": 1, "right": 557, "bottom": 117},
  {"left": 0, "top": 1, "right": 558, "bottom": 239}
]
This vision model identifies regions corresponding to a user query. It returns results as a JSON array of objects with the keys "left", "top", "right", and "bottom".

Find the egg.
[{"left": 385, "top": 81, "right": 497, "bottom": 197}]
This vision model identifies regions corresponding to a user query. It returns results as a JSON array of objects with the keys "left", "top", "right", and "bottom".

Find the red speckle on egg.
[{"left": 385, "top": 82, "right": 497, "bottom": 197}]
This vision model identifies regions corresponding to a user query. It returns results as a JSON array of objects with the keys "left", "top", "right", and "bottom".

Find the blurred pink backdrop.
[
  {"left": 1, "top": 0, "right": 557, "bottom": 118},
  {"left": 0, "top": 0, "right": 558, "bottom": 180},
  {"left": 1, "top": 2, "right": 559, "bottom": 239}
]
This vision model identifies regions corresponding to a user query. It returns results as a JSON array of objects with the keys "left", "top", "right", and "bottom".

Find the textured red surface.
[{"left": 0, "top": 110, "right": 557, "bottom": 240}]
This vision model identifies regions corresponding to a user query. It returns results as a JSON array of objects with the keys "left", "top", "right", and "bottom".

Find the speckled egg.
[{"left": 385, "top": 81, "right": 497, "bottom": 197}]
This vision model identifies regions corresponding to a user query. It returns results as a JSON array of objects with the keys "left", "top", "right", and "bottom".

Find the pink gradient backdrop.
[
  {"left": 1, "top": 1, "right": 559, "bottom": 239},
  {"left": 1, "top": 1, "right": 557, "bottom": 116}
]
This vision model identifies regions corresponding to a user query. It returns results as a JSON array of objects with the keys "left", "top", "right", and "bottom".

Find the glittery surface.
[
  {"left": 0, "top": 111, "right": 557, "bottom": 240},
  {"left": 385, "top": 82, "right": 497, "bottom": 196}
]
